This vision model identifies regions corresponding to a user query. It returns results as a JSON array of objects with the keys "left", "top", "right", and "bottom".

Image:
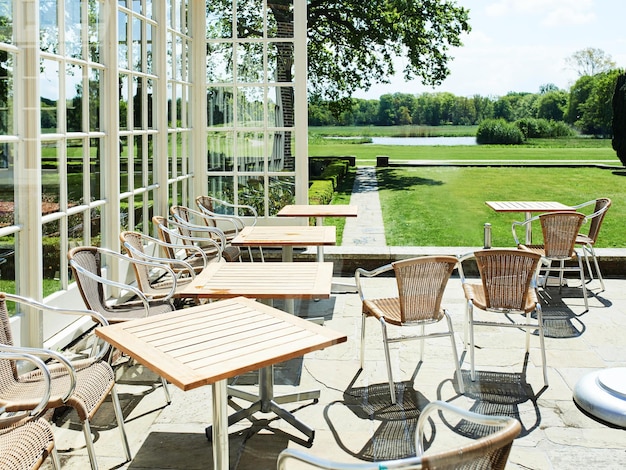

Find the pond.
[{"left": 369, "top": 136, "right": 477, "bottom": 146}]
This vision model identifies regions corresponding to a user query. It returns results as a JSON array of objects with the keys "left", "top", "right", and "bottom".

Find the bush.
[
  {"left": 476, "top": 119, "right": 524, "bottom": 144},
  {"left": 515, "top": 118, "right": 575, "bottom": 138}
]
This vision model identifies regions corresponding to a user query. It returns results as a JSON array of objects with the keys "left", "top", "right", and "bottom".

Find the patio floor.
[{"left": 43, "top": 274, "right": 626, "bottom": 469}]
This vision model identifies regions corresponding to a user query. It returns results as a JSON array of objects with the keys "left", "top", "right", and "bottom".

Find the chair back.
[
  {"left": 67, "top": 246, "right": 109, "bottom": 315},
  {"left": 586, "top": 197, "right": 611, "bottom": 244},
  {"left": 392, "top": 256, "right": 457, "bottom": 323},
  {"left": 539, "top": 211, "right": 585, "bottom": 258},
  {"left": 474, "top": 249, "right": 541, "bottom": 312},
  {"left": 119, "top": 231, "right": 153, "bottom": 292},
  {"left": 0, "top": 296, "right": 18, "bottom": 380}
]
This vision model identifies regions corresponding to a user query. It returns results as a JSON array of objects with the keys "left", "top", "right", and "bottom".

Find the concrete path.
[{"left": 342, "top": 167, "right": 386, "bottom": 246}]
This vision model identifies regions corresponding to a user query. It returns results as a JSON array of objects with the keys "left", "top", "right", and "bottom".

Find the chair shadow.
[
  {"left": 324, "top": 370, "right": 434, "bottom": 461},
  {"left": 536, "top": 288, "right": 587, "bottom": 338}
]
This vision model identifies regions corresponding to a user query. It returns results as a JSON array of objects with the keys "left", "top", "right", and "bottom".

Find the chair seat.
[
  {"left": 0, "top": 418, "right": 56, "bottom": 470},
  {"left": 521, "top": 244, "right": 578, "bottom": 260},
  {"left": 363, "top": 297, "right": 445, "bottom": 326},
  {"left": 576, "top": 234, "right": 594, "bottom": 245},
  {"left": 462, "top": 282, "right": 537, "bottom": 314}
]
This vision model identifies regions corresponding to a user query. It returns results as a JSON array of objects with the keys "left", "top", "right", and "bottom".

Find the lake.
[{"left": 369, "top": 136, "right": 477, "bottom": 146}]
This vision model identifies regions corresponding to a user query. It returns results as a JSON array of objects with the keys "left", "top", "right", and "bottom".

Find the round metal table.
[{"left": 574, "top": 367, "right": 626, "bottom": 427}]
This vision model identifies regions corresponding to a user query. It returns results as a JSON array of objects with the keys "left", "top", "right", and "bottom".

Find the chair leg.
[
  {"left": 82, "top": 419, "right": 99, "bottom": 470},
  {"left": 536, "top": 304, "right": 549, "bottom": 386},
  {"left": 380, "top": 319, "right": 396, "bottom": 404},
  {"left": 111, "top": 384, "right": 132, "bottom": 462},
  {"left": 558, "top": 260, "right": 565, "bottom": 291},
  {"left": 50, "top": 445, "right": 61, "bottom": 470},
  {"left": 419, "top": 324, "right": 425, "bottom": 362},
  {"left": 588, "top": 245, "right": 605, "bottom": 291},
  {"left": 360, "top": 313, "right": 367, "bottom": 370},
  {"left": 445, "top": 312, "right": 464, "bottom": 394},
  {"left": 468, "top": 303, "right": 476, "bottom": 382},
  {"left": 525, "top": 312, "right": 531, "bottom": 352},
  {"left": 577, "top": 255, "right": 589, "bottom": 311}
]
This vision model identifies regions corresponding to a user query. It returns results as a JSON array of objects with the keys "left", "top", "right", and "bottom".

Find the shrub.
[
  {"left": 476, "top": 119, "right": 524, "bottom": 144},
  {"left": 515, "top": 118, "right": 575, "bottom": 138}
]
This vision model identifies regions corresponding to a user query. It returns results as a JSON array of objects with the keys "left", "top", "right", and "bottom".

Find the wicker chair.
[
  {"left": 572, "top": 198, "right": 612, "bottom": 291},
  {"left": 195, "top": 195, "right": 263, "bottom": 261},
  {"left": 513, "top": 211, "right": 588, "bottom": 312},
  {"left": 68, "top": 246, "right": 176, "bottom": 323},
  {"left": 0, "top": 293, "right": 130, "bottom": 470},
  {"left": 459, "top": 249, "right": 547, "bottom": 385},
  {"left": 170, "top": 206, "right": 242, "bottom": 262},
  {"left": 120, "top": 230, "right": 200, "bottom": 298},
  {"left": 356, "top": 256, "right": 464, "bottom": 404},
  {"left": 277, "top": 400, "right": 521, "bottom": 470},
  {"left": 0, "top": 351, "right": 60, "bottom": 470}
]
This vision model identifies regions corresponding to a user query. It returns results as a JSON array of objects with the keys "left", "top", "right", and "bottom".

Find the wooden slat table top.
[
  {"left": 276, "top": 204, "right": 358, "bottom": 218},
  {"left": 231, "top": 225, "right": 336, "bottom": 247},
  {"left": 95, "top": 297, "right": 347, "bottom": 391},
  {"left": 175, "top": 261, "right": 334, "bottom": 299},
  {"left": 485, "top": 201, "right": 574, "bottom": 213}
]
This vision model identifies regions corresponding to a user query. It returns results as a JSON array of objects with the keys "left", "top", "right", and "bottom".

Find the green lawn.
[{"left": 376, "top": 166, "right": 626, "bottom": 247}]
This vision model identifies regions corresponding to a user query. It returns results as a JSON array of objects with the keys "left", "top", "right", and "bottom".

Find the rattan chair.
[
  {"left": 356, "top": 256, "right": 464, "bottom": 404},
  {"left": 513, "top": 211, "right": 588, "bottom": 311},
  {"left": 277, "top": 400, "right": 521, "bottom": 470},
  {"left": 120, "top": 230, "right": 199, "bottom": 298},
  {"left": 195, "top": 195, "right": 263, "bottom": 261},
  {"left": 572, "top": 197, "right": 612, "bottom": 291},
  {"left": 0, "top": 293, "right": 130, "bottom": 470},
  {"left": 151, "top": 216, "right": 214, "bottom": 273},
  {"left": 170, "top": 206, "right": 242, "bottom": 262},
  {"left": 68, "top": 246, "right": 176, "bottom": 323},
  {"left": 0, "top": 351, "right": 60, "bottom": 470},
  {"left": 459, "top": 249, "right": 547, "bottom": 385}
]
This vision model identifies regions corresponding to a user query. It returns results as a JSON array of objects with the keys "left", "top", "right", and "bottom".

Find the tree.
[
  {"left": 612, "top": 72, "right": 626, "bottom": 166},
  {"left": 576, "top": 69, "right": 621, "bottom": 136},
  {"left": 307, "top": 0, "right": 470, "bottom": 109},
  {"left": 565, "top": 48, "right": 616, "bottom": 77}
]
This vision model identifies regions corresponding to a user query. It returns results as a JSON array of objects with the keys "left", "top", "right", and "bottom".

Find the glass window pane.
[
  {"left": 66, "top": 63, "right": 83, "bottom": 132},
  {"left": 146, "top": 134, "right": 153, "bottom": 185},
  {"left": 40, "top": 0, "right": 59, "bottom": 54},
  {"left": 65, "top": 0, "right": 82, "bottom": 59},
  {"left": 0, "top": 234, "right": 15, "bottom": 296},
  {"left": 0, "top": 53, "right": 14, "bottom": 135},
  {"left": 239, "top": 175, "right": 265, "bottom": 216},
  {"left": 268, "top": 175, "right": 294, "bottom": 215},
  {"left": 238, "top": 87, "right": 264, "bottom": 126},
  {"left": 268, "top": 85, "right": 294, "bottom": 127},
  {"left": 133, "top": 76, "right": 143, "bottom": 129},
  {"left": 88, "top": 0, "right": 101, "bottom": 62},
  {"left": 207, "top": 175, "right": 234, "bottom": 202},
  {"left": 42, "top": 221, "right": 62, "bottom": 294},
  {"left": 267, "top": 0, "right": 293, "bottom": 38},
  {"left": 119, "top": 73, "right": 130, "bottom": 130},
  {"left": 0, "top": 143, "right": 15, "bottom": 223},
  {"left": 118, "top": 11, "right": 129, "bottom": 69},
  {"left": 89, "top": 138, "right": 101, "bottom": 200},
  {"left": 267, "top": 42, "right": 293, "bottom": 82},
  {"left": 236, "top": 0, "right": 263, "bottom": 39},
  {"left": 207, "top": 131, "right": 234, "bottom": 171},
  {"left": 206, "top": 4, "right": 232, "bottom": 39},
  {"left": 237, "top": 43, "right": 264, "bottom": 83},
  {"left": 206, "top": 43, "right": 233, "bottom": 83},
  {"left": 147, "top": 78, "right": 154, "bottom": 129},
  {"left": 146, "top": 23, "right": 154, "bottom": 74},
  {"left": 67, "top": 138, "right": 83, "bottom": 204},
  {"left": 0, "top": 1, "right": 13, "bottom": 44},
  {"left": 237, "top": 131, "right": 264, "bottom": 172},
  {"left": 40, "top": 59, "right": 59, "bottom": 133},
  {"left": 120, "top": 136, "right": 130, "bottom": 193},
  {"left": 132, "top": 16, "right": 142, "bottom": 72},
  {"left": 41, "top": 142, "right": 60, "bottom": 210},
  {"left": 207, "top": 87, "right": 234, "bottom": 126},
  {"left": 89, "top": 68, "right": 101, "bottom": 131}
]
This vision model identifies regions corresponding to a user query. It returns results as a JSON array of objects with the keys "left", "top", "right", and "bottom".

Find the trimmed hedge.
[{"left": 308, "top": 157, "right": 352, "bottom": 205}]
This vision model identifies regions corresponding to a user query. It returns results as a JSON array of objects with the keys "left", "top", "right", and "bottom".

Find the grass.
[{"left": 376, "top": 166, "right": 626, "bottom": 247}]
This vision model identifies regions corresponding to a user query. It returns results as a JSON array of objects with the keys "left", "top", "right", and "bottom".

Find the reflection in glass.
[
  {"left": 0, "top": 1, "right": 13, "bottom": 44},
  {"left": 67, "top": 139, "right": 84, "bottom": 205},
  {"left": 207, "top": 87, "right": 234, "bottom": 126},
  {"left": 0, "top": 143, "right": 14, "bottom": 223},
  {"left": 207, "top": 175, "right": 234, "bottom": 204},
  {"left": 237, "top": 43, "right": 264, "bottom": 83},
  {"left": 268, "top": 175, "right": 295, "bottom": 215},
  {"left": 118, "top": 11, "right": 128, "bottom": 69},
  {"left": 40, "top": 0, "right": 59, "bottom": 54},
  {"left": 133, "top": 76, "right": 143, "bottom": 129},
  {"left": 42, "top": 222, "right": 61, "bottom": 292},
  {"left": 119, "top": 73, "right": 129, "bottom": 129},
  {"left": 120, "top": 136, "right": 130, "bottom": 193},
  {"left": 41, "top": 142, "right": 59, "bottom": 210},
  {"left": 88, "top": 0, "right": 101, "bottom": 62},
  {"left": 0, "top": 53, "right": 14, "bottom": 135},
  {"left": 132, "top": 16, "right": 142, "bottom": 72},
  {"left": 206, "top": 43, "right": 233, "bottom": 83},
  {"left": 236, "top": 0, "right": 263, "bottom": 39},
  {"left": 89, "top": 138, "right": 101, "bottom": 200},
  {"left": 89, "top": 68, "right": 101, "bottom": 131},
  {"left": 40, "top": 59, "right": 59, "bottom": 133},
  {"left": 237, "top": 131, "right": 265, "bottom": 172},
  {"left": 207, "top": 131, "right": 234, "bottom": 171},
  {"left": 0, "top": 234, "right": 16, "bottom": 295},
  {"left": 146, "top": 134, "right": 154, "bottom": 186},
  {"left": 206, "top": 4, "right": 232, "bottom": 39},
  {"left": 66, "top": 63, "right": 83, "bottom": 133},
  {"left": 267, "top": 42, "right": 294, "bottom": 82},
  {"left": 267, "top": 1, "right": 294, "bottom": 38},
  {"left": 65, "top": 0, "right": 82, "bottom": 59},
  {"left": 146, "top": 23, "right": 154, "bottom": 74},
  {"left": 238, "top": 175, "right": 264, "bottom": 216},
  {"left": 238, "top": 87, "right": 264, "bottom": 126}
]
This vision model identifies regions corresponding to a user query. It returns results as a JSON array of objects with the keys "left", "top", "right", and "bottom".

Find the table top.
[
  {"left": 485, "top": 201, "right": 574, "bottom": 213},
  {"left": 176, "top": 261, "right": 334, "bottom": 299},
  {"left": 231, "top": 225, "right": 336, "bottom": 247},
  {"left": 277, "top": 204, "right": 358, "bottom": 218},
  {"left": 95, "top": 297, "right": 347, "bottom": 391}
]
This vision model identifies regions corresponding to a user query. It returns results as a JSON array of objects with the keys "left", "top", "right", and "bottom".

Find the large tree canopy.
[{"left": 307, "top": 0, "right": 470, "bottom": 106}]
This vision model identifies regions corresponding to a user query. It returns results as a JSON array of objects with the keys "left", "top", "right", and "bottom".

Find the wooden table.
[
  {"left": 485, "top": 201, "right": 574, "bottom": 243},
  {"left": 95, "top": 297, "right": 347, "bottom": 470},
  {"left": 277, "top": 205, "right": 357, "bottom": 261},
  {"left": 231, "top": 225, "right": 336, "bottom": 262}
]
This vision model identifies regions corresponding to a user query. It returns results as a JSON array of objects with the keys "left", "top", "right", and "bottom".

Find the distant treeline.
[{"left": 309, "top": 69, "right": 623, "bottom": 137}]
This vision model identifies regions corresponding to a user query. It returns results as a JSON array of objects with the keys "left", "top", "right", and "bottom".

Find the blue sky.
[{"left": 353, "top": 0, "right": 626, "bottom": 99}]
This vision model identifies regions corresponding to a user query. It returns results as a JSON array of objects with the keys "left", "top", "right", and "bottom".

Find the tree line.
[{"left": 309, "top": 68, "right": 624, "bottom": 137}]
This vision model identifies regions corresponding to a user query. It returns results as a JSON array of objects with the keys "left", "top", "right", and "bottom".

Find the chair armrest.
[
  {"left": 354, "top": 264, "right": 394, "bottom": 301},
  {"left": 277, "top": 447, "right": 421, "bottom": 470},
  {"left": 173, "top": 207, "right": 242, "bottom": 233},
  {"left": 123, "top": 241, "right": 197, "bottom": 280},
  {"left": 0, "top": 345, "right": 76, "bottom": 402},
  {"left": 511, "top": 214, "right": 539, "bottom": 246},
  {"left": 416, "top": 400, "right": 519, "bottom": 456},
  {"left": 3, "top": 292, "right": 111, "bottom": 361},
  {"left": 0, "top": 351, "right": 52, "bottom": 419}
]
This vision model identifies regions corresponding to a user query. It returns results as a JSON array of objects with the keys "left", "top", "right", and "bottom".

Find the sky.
[{"left": 352, "top": 0, "right": 626, "bottom": 99}]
